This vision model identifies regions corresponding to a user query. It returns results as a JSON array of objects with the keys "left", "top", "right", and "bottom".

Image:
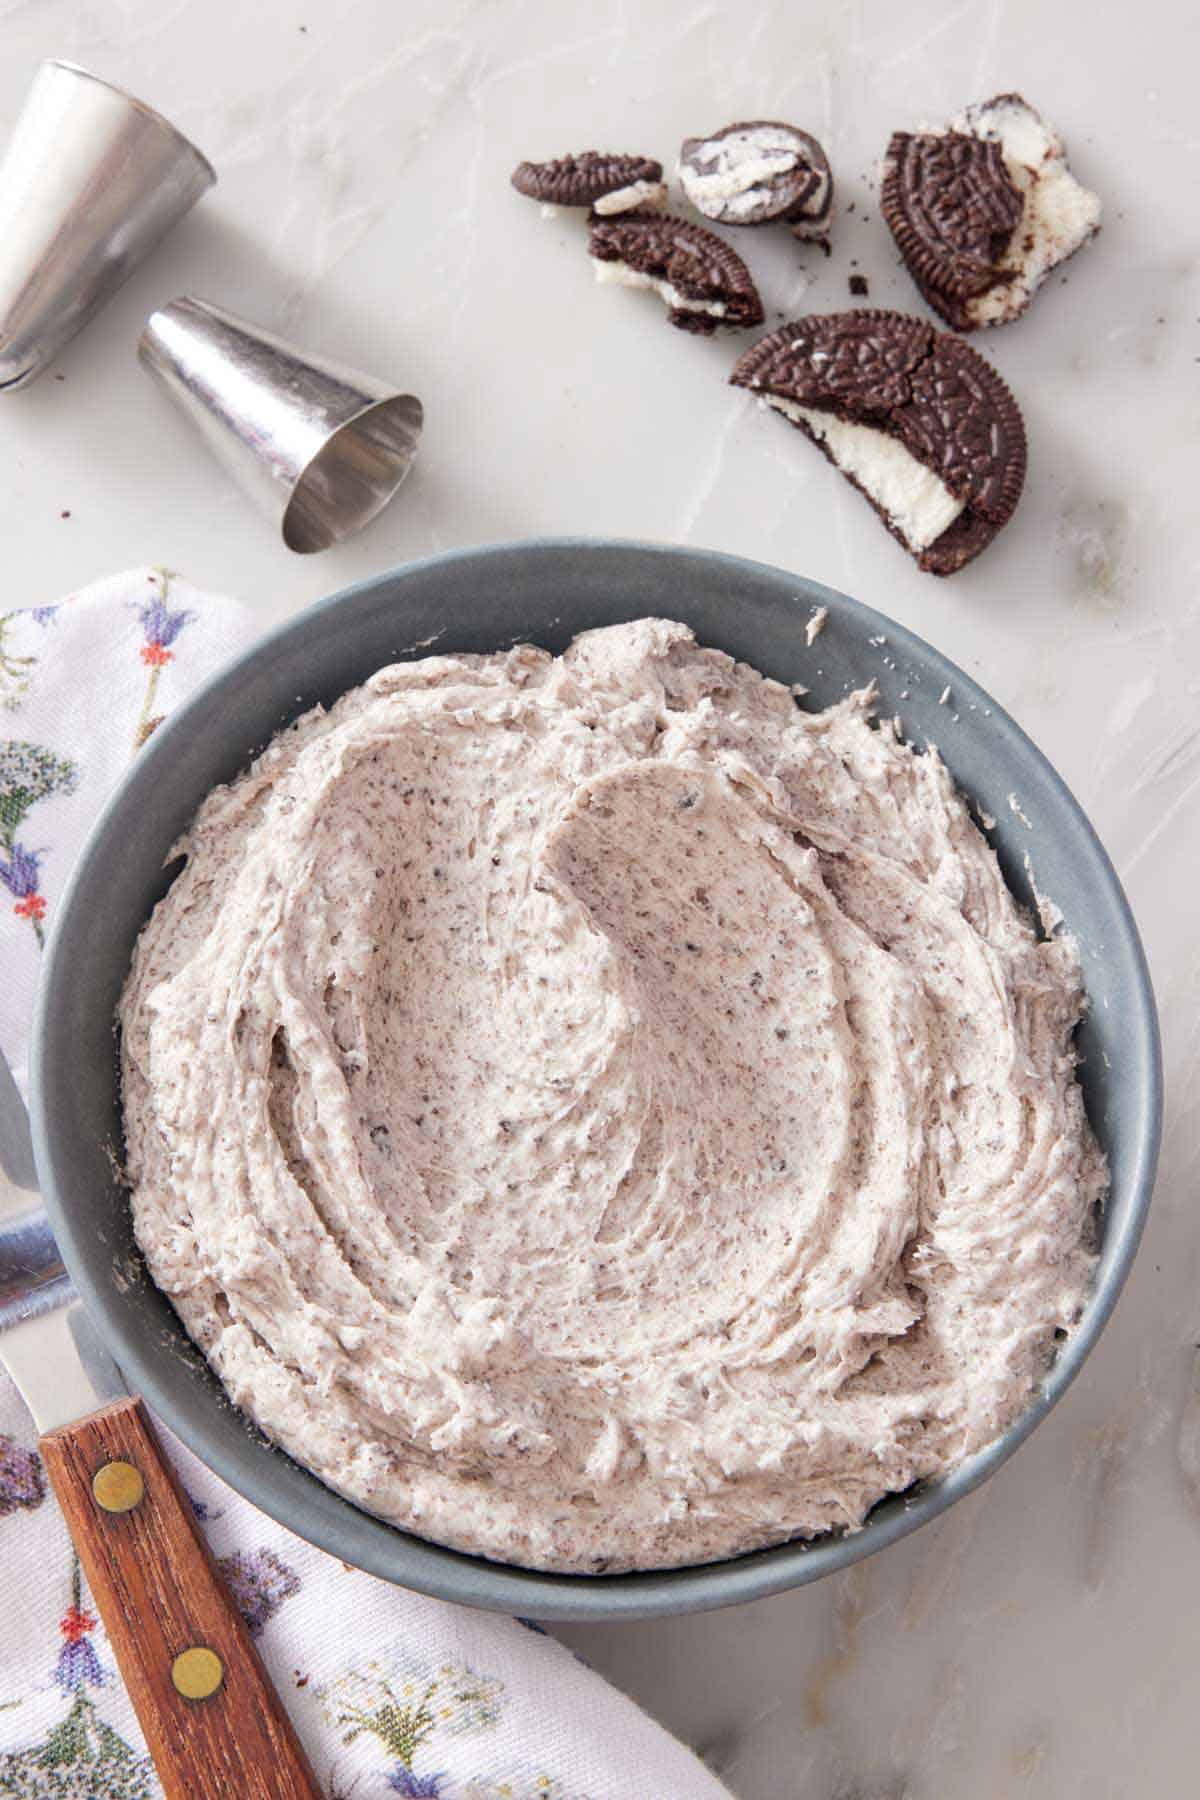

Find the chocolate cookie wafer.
[
  {"left": 678, "top": 121, "right": 833, "bottom": 238},
  {"left": 882, "top": 94, "right": 1100, "bottom": 329},
  {"left": 731, "top": 309, "right": 1026, "bottom": 574},
  {"left": 589, "top": 210, "right": 764, "bottom": 335},
  {"left": 882, "top": 131, "right": 1022, "bottom": 323},
  {"left": 511, "top": 151, "right": 667, "bottom": 215}
]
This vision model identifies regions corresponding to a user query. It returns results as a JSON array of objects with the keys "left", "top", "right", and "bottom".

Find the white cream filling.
[
  {"left": 592, "top": 179, "right": 669, "bottom": 216},
  {"left": 593, "top": 256, "right": 728, "bottom": 318},
  {"left": 766, "top": 397, "right": 964, "bottom": 551},
  {"left": 951, "top": 98, "right": 1101, "bottom": 325},
  {"left": 680, "top": 125, "right": 829, "bottom": 224}
]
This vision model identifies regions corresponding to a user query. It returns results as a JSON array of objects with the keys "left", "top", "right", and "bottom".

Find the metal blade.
[
  {"left": 0, "top": 1207, "right": 72, "bottom": 1330},
  {"left": 68, "top": 1300, "right": 131, "bottom": 1408},
  {"left": 0, "top": 1047, "right": 37, "bottom": 1196},
  {"left": 0, "top": 1302, "right": 127, "bottom": 1432},
  {"left": 0, "top": 1050, "right": 121, "bottom": 1433},
  {"left": 0, "top": 1050, "right": 72, "bottom": 1332}
]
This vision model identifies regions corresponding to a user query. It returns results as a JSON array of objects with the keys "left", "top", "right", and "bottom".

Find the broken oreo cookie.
[
  {"left": 882, "top": 131, "right": 1022, "bottom": 321},
  {"left": 511, "top": 151, "right": 667, "bottom": 215},
  {"left": 588, "top": 211, "right": 764, "bottom": 335},
  {"left": 882, "top": 94, "right": 1100, "bottom": 329},
  {"left": 678, "top": 121, "right": 833, "bottom": 238},
  {"left": 730, "top": 309, "right": 1026, "bottom": 575}
]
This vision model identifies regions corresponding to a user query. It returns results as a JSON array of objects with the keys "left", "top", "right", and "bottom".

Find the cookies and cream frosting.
[{"left": 120, "top": 619, "right": 1103, "bottom": 1572}]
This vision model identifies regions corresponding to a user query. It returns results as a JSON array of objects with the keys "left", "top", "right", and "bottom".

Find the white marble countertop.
[{"left": 2, "top": 0, "right": 1197, "bottom": 1793}]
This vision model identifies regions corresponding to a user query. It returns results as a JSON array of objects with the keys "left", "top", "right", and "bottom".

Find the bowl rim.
[{"left": 30, "top": 536, "right": 1163, "bottom": 1620}]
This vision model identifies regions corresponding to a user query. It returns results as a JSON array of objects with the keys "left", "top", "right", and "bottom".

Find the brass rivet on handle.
[
  {"left": 172, "top": 1645, "right": 224, "bottom": 1701},
  {"left": 92, "top": 1459, "right": 145, "bottom": 1513}
]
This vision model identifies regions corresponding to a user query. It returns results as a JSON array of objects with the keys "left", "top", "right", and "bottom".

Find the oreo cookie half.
[
  {"left": 882, "top": 94, "right": 1100, "bottom": 329},
  {"left": 730, "top": 309, "right": 1026, "bottom": 575},
  {"left": 589, "top": 211, "right": 764, "bottom": 335},
  {"left": 511, "top": 151, "right": 668, "bottom": 216},
  {"left": 678, "top": 121, "right": 833, "bottom": 238}
]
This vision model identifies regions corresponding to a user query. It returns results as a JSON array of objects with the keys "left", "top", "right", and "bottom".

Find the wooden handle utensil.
[{"left": 40, "top": 1395, "right": 323, "bottom": 1800}]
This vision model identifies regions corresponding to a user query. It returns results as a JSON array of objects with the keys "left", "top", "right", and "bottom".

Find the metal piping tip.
[
  {"left": 0, "top": 61, "right": 215, "bottom": 391},
  {"left": 139, "top": 295, "right": 424, "bottom": 553}
]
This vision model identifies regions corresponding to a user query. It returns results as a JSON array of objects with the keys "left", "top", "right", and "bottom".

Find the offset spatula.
[{"left": 0, "top": 1050, "right": 322, "bottom": 1800}]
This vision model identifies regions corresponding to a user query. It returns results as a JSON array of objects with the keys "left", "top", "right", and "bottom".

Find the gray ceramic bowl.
[{"left": 31, "top": 539, "right": 1161, "bottom": 1621}]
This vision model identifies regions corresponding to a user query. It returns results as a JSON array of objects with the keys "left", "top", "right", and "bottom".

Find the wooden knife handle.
[{"left": 40, "top": 1395, "right": 323, "bottom": 1800}]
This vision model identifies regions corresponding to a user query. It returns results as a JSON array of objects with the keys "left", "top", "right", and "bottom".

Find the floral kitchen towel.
[
  {"left": 0, "top": 570, "right": 732, "bottom": 1800},
  {"left": 0, "top": 569, "right": 247, "bottom": 1096}
]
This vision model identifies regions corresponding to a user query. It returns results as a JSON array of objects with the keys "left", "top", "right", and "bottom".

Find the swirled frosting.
[{"left": 120, "top": 619, "right": 1103, "bottom": 1571}]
